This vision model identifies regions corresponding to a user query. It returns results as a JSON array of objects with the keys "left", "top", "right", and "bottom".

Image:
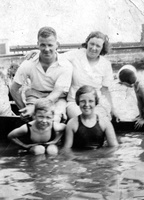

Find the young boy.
[
  {"left": 118, "top": 64, "right": 144, "bottom": 129},
  {"left": 63, "top": 85, "right": 118, "bottom": 150},
  {"left": 8, "top": 99, "right": 65, "bottom": 155}
]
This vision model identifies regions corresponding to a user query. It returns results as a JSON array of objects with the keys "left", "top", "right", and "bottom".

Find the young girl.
[
  {"left": 63, "top": 85, "right": 118, "bottom": 150},
  {"left": 8, "top": 99, "right": 65, "bottom": 155}
]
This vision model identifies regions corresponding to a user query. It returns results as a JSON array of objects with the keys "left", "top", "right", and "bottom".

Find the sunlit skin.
[
  {"left": 86, "top": 37, "right": 104, "bottom": 61},
  {"left": 79, "top": 92, "right": 96, "bottom": 117},
  {"left": 38, "top": 35, "right": 58, "bottom": 64}
]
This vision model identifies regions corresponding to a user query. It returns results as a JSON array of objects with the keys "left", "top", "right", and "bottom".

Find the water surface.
[{"left": 0, "top": 132, "right": 144, "bottom": 200}]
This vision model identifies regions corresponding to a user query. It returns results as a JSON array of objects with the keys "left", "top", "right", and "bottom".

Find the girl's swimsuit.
[{"left": 73, "top": 115, "right": 105, "bottom": 149}]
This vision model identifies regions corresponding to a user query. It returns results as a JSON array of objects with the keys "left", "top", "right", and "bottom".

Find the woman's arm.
[{"left": 101, "top": 86, "right": 119, "bottom": 121}]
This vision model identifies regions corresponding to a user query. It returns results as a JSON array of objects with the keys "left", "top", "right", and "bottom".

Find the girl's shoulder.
[
  {"left": 67, "top": 116, "right": 79, "bottom": 130},
  {"left": 96, "top": 114, "right": 111, "bottom": 131},
  {"left": 67, "top": 116, "right": 78, "bottom": 125}
]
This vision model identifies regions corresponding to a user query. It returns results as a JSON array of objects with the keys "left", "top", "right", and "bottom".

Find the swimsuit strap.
[
  {"left": 26, "top": 123, "right": 32, "bottom": 140},
  {"left": 78, "top": 115, "right": 81, "bottom": 123},
  {"left": 96, "top": 114, "right": 99, "bottom": 123}
]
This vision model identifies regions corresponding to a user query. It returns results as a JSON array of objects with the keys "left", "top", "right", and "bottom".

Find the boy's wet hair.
[
  {"left": 81, "top": 31, "right": 109, "bottom": 55},
  {"left": 34, "top": 99, "right": 54, "bottom": 115},
  {"left": 37, "top": 27, "right": 57, "bottom": 39},
  {"left": 75, "top": 85, "right": 99, "bottom": 105},
  {"left": 119, "top": 69, "right": 137, "bottom": 85}
]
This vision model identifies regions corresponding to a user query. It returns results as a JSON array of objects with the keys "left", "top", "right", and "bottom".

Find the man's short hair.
[{"left": 37, "top": 27, "right": 57, "bottom": 39}]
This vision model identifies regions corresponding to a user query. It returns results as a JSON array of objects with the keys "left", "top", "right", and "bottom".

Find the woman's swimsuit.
[{"left": 73, "top": 115, "right": 105, "bottom": 149}]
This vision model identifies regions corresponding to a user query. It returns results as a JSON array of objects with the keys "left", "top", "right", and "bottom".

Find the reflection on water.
[{"left": 0, "top": 132, "right": 144, "bottom": 200}]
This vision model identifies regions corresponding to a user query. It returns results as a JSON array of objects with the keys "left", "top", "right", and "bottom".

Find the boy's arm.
[
  {"left": 8, "top": 125, "right": 34, "bottom": 149},
  {"left": 45, "top": 123, "right": 66, "bottom": 145}
]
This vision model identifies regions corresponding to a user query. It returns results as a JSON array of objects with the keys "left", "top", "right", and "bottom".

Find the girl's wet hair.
[
  {"left": 81, "top": 31, "right": 109, "bottom": 55},
  {"left": 37, "top": 27, "right": 57, "bottom": 39},
  {"left": 34, "top": 99, "right": 54, "bottom": 115},
  {"left": 75, "top": 85, "right": 99, "bottom": 105},
  {"left": 119, "top": 69, "right": 137, "bottom": 85}
]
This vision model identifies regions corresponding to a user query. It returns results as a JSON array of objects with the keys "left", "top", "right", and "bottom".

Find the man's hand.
[
  {"left": 134, "top": 116, "right": 144, "bottom": 129},
  {"left": 19, "top": 105, "right": 35, "bottom": 121}
]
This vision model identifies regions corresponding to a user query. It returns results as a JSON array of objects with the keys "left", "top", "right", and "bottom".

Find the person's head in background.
[
  {"left": 118, "top": 65, "right": 137, "bottom": 88},
  {"left": 7, "top": 63, "right": 19, "bottom": 80},
  {"left": 75, "top": 85, "right": 99, "bottom": 116},
  {"left": 0, "top": 70, "right": 6, "bottom": 81},
  {"left": 37, "top": 27, "right": 58, "bottom": 63},
  {"left": 33, "top": 99, "right": 54, "bottom": 130},
  {"left": 82, "top": 31, "right": 109, "bottom": 61}
]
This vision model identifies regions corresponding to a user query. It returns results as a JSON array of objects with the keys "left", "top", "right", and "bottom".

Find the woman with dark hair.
[
  {"left": 63, "top": 85, "right": 118, "bottom": 150},
  {"left": 65, "top": 31, "right": 117, "bottom": 120}
]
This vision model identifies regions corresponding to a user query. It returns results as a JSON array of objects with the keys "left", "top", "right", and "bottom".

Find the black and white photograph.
[{"left": 1, "top": 0, "right": 144, "bottom": 199}]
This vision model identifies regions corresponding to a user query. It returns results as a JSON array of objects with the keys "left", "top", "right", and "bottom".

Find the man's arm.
[
  {"left": 46, "top": 87, "right": 64, "bottom": 103},
  {"left": 134, "top": 83, "right": 144, "bottom": 128},
  {"left": 10, "top": 81, "right": 25, "bottom": 109},
  {"left": 135, "top": 83, "right": 144, "bottom": 118}
]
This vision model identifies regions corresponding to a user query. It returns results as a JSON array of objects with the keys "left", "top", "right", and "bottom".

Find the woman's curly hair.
[{"left": 82, "top": 31, "right": 110, "bottom": 55}]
